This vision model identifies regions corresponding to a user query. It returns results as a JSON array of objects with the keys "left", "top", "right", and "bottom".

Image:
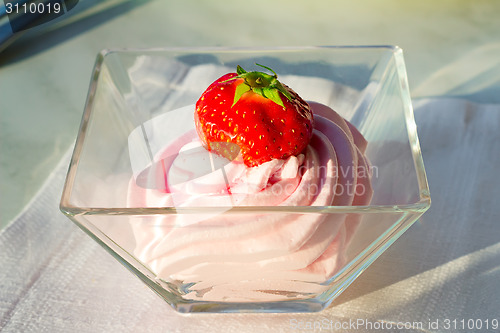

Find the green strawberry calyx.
[{"left": 226, "top": 64, "right": 293, "bottom": 108}]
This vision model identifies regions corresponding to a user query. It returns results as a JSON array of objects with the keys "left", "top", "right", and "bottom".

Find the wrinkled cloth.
[{"left": 1, "top": 98, "right": 500, "bottom": 333}]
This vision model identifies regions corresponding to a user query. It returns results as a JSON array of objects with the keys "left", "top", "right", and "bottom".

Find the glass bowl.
[{"left": 60, "top": 46, "right": 430, "bottom": 313}]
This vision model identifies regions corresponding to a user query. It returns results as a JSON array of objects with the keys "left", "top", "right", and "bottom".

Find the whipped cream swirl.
[{"left": 127, "top": 102, "right": 373, "bottom": 302}]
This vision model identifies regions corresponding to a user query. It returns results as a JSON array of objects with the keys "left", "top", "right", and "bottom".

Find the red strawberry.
[{"left": 194, "top": 64, "right": 313, "bottom": 167}]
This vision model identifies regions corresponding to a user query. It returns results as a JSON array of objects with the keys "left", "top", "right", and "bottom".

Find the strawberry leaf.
[
  {"left": 236, "top": 65, "right": 247, "bottom": 75},
  {"left": 256, "top": 63, "right": 277, "bottom": 77},
  {"left": 273, "top": 81, "right": 293, "bottom": 102},
  {"left": 232, "top": 83, "right": 251, "bottom": 106},
  {"left": 262, "top": 87, "right": 284, "bottom": 108}
]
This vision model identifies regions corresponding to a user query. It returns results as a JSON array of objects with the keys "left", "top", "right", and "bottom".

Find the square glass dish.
[{"left": 60, "top": 46, "right": 430, "bottom": 313}]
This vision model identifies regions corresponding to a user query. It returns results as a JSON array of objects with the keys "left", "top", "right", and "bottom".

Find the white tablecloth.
[{"left": 1, "top": 97, "right": 499, "bottom": 333}]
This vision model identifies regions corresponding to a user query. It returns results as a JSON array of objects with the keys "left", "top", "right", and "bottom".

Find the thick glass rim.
[{"left": 60, "top": 45, "right": 431, "bottom": 217}]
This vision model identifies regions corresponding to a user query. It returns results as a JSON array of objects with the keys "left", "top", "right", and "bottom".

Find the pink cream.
[{"left": 127, "top": 102, "right": 373, "bottom": 302}]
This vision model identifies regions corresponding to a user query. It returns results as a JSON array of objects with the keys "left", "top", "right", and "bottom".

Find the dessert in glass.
[{"left": 60, "top": 46, "right": 430, "bottom": 313}]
